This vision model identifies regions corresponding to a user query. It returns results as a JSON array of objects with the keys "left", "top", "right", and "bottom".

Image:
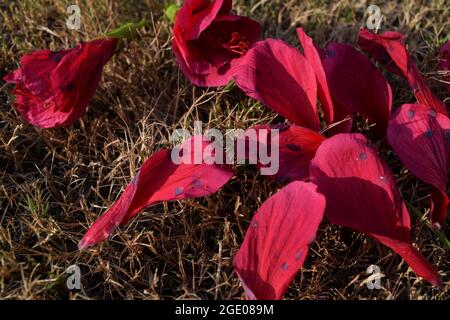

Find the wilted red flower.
[
  {"left": 79, "top": 135, "right": 233, "bottom": 249},
  {"left": 3, "top": 38, "right": 118, "bottom": 128},
  {"left": 233, "top": 39, "right": 320, "bottom": 130},
  {"left": 388, "top": 104, "right": 449, "bottom": 227},
  {"left": 173, "top": 0, "right": 261, "bottom": 87},
  {"left": 310, "top": 133, "right": 442, "bottom": 287},
  {"left": 359, "top": 29, "right": 447, "bottom": 116},
  {"left": 234, "top": 181, "right": 325, "bottom": 300},
  {"left": 439, "top": 41, "right": 450, "bottom": 92}
]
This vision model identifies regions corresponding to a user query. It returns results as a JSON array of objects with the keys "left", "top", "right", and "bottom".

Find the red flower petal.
[
  {"left": 387, "top": 104, "right": 450, "bottom": 227},
  {"left": 310, "top": 133, "right": 441, "bottom": 287},
  {"left": 3, "top": 38, "right": 117, "bottom": 128},
  {"left": 321, "top": 43, "right": 392, "bottom": 134},
  {"left": 79, "top": 136, "right": 234, "bottom": 249},
  {"left": 173, "top": 0, "right": 260, "bottom": 87},
  {"left": 233, "top": 39, "right": 319, "bottom": 130},
  {"left": 234, "top": 181, "right": 325, "bottom": 300},
  {"left": 238, "top": 124, "right": 325, "bottom": 182},
  {"left": 359, "top": 29, "right": 447, "bottom": 116},
  {"left": 176, "top": 0, "right": 231, "bottom": 40},
  {"left": 297, "top": 28, "right": 334, "bottom": 124}
]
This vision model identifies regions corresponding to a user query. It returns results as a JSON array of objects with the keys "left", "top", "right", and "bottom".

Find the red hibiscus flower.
[
  {"left": 173, "top": 0, "right": 261, "bottom": 87},
  {"left": 3, "top": 38, "right": 118, "bottom": 128}
]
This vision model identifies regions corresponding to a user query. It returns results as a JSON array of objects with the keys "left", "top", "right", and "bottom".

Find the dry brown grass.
[{"left": 0, "top": 0, "right": 449, "bottom": 300}]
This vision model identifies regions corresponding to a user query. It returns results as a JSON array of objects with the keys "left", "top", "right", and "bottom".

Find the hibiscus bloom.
[
  {"left": 3, "top": 38, "right": 118, "bottom": 128},
  {"left": 173, "top": 0, "right": 261, "bottom": 87}
]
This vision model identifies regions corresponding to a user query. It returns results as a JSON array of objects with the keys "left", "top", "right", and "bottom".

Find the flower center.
[
  {"left": 221, "top": 32, "right": 250, "bottom": 55},
  {"left": 204, "top": 31, "right": 250, "bottom": 56}
]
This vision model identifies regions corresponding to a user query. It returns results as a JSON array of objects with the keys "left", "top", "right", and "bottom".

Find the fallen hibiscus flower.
[
  {"left": 173, "top": 0, "right": 261, "bottom": 87},
  {"left": 3, "top": 21, "right": 145, "bottom": 128}
]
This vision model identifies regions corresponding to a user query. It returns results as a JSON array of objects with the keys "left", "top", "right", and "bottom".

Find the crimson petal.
[
  {"left": 321, "top": 43, "right": 392, "bottom": 134},
  {"left": 387, "top": 104, "right": 450, "bottom": 227},
  {"left": 238, "top": 124, "right": 325, "bottom": 182},
  {"left": 310, "top": 133, "right": 441, "bottom": 287},
  {"left": 79, "top": 136, "right": 234, "bottom": 249},
  {"left": 233, "top": 39, "right": 320, "bottom": 130},
  {"left": 297, "top": 28, "right": 334, "bottom": 124},
  {"left": 359, "top": 29, "right": 447, "bottom": 116},
  {"left": 234, "top": 181, "right": 325, "bottom": 300}
]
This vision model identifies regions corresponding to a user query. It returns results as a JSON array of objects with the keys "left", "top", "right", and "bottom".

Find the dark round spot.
[
  {"left": 50, "top": 51, "right": 63, "bottom": 62},
  {"left": 325, "top": 48, "right": 336, "bottom": 58},
  {"left": 60, "top": 81, "right": 75, "bottom": 92},
  {"left": 192, "top": 179, "right": 203, "bottom": 188},
  {"left": 408, "top": 110, "right": 415, "bottom": 119},
  {"left": 425, "top": 130, "right": 433, "bottom": 138},
  {"left": 286, "top": 144, "right": 301, "bottom": 152},
  {"left": 281, "top": 262, "right": 289, "bottom": 271},
  {"left": 175, "top": 187, "right": 184, "bottom": 196},
  {"left": 358, "top": 152, "right": 368, "bottom": 160},
  {"left": 428, "top": 110, "right": 437, "bottom": 117}
]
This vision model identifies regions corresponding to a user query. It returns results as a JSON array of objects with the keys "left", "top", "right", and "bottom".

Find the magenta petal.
[
  {"left": 239, "top": 124, "right": 326, "bottom": 182},
  {"left": 310, "top": 133, "right": 441, "bottom": 287},
  {"left": 387, "top": 104, "right": 450, "bottom": 226},
  {"left": 359, "top": 29, "right": 447, "bottom": 116},
  {"left": 321, "top": 43, "right": 392, "bottom": 134},
  {"left": 233, "top": 39, "right": 320, "bottom": 130},
  {"left": 79, "top": 136, "right": 234, "bottom": 249},
  {"left": 234, "top": 181, "right": 325, "bottom": 300},
  {"left": 297, "top": 28, "right": 334, "bottom": 124}
]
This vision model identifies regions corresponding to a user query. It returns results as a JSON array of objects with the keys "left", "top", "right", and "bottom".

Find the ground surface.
[{"left": 0, "top": 0, "right": 449, "bottom": 299}]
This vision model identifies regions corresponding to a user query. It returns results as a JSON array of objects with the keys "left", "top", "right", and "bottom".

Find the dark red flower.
[
  {"left": 173, "top": 0, "right": 261, "bottom": 87},
  {"left": 233, "top": 39, "right": 320, "bottom": 130},
  {"left": 79, "top": 136, "right": 233, "bottom": 249},
  {"left": 387, "top": 104, "right": 449, "bottom": 227},
  {"left": 359, "top": 29, "right": 447, "bottom": 116},
  {"left": 234, "top": 181, "right": 325, "bottom": 300},
  {"left": 321, "top": 42, "right": 392, "bottom": 134},
  {"left": 3, "top": 38, "right": 118, "bottom": 128},
  {"left": 439, "top": 40, "right": 450, "bottom": 92},
  {"left": 310, "top": 133, "right": 441, "bottom": 287}
]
